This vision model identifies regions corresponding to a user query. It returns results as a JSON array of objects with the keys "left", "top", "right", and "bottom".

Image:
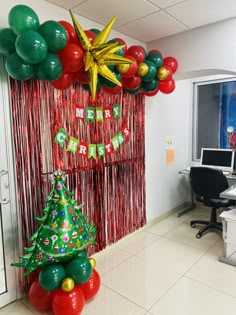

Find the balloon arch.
[{"left": 0, "top": 4, "right": 178, "bottom": 99}]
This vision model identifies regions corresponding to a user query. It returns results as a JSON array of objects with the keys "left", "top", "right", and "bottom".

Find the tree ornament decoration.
[
  {"left": 8, "top": 5, "right": 40, "bottom": 35},
  {"left": 38, "top": 20, "right": 68, "bottom": 53},
  {"left": 11, "top": 170, "right": 96, "bottom": 275},
  {"left": 69, "top": 10, "right": 133, "bottom": 99},
  {"left": 0, "top": 28, "right": 17, "bottom": 56}
]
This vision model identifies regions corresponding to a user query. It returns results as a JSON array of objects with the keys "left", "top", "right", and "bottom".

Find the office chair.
[{"left": 190, "top": 166, "right": 235, "bottom": 239}]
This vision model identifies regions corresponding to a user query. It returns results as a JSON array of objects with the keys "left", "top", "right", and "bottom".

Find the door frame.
[{"left": 0, "top": 58, "right": 21, "bottom": 307}]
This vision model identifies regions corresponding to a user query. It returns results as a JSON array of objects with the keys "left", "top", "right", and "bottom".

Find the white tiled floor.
[{"left": 2, "top": 206, "right": 236, "bottom": 315}]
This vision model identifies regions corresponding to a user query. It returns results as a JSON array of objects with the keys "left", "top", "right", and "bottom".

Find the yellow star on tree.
[{"left": 70, "top": 11, "right": 133, "bottom": 99}]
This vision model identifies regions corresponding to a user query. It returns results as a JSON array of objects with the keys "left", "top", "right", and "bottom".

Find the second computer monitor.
[{"left": 200, "top": 148, "right": 235, "bottom": 172}]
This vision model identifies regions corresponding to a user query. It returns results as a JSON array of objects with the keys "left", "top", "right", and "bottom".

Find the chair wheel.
[
  {"left": 191, "top": 223, "right": 196, "bottom": 228},
  {"left": 196, "top": 233, "right": 201, "bottom": 239}
]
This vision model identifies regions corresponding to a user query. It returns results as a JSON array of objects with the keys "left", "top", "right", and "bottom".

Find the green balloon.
[
  {"left": 125, "top": 85, "right": 142, "bottom": 94},
  {"left": 5, "top": 52, "right": 34, "bottom": 80},
  {"left": 38, "top": 20, "right": 68, "bottom": 53},
  {"left": 35, "top": 54, "right": 62, "bottom": 81},
  {"left": 8, "top": 5, "right": 40, "bottom": 35},
  {"left": 103, "top": 70, "right": 121, "bottom": 88},
  {"left": 90, "top": 28, "right": 100, "bottom": 35},
  {"left": 77, "top": 249, "right": 88, "bottom": 259},
  {"left": 146, "top": 52, "right": 163, "bottom": 69},
  {"left": 107, "top": 39, "right": 124, "bottom": 56},
  {"left": 39, "top": 263, "right": 66, "bottom": 291},
  {"left": 142, "top": 60, "right": 157, "bottom": 82},
  {"left": 16, "top": 30, "right": 47, "bottom": 64},
  {"left": 142, "top": 78, "right": 159, "bottom": 92},
  {"left": 64, "top": 257, "right": 92, "bottom": 285},
  {"left": 0, "top": 28, "right": 17, "bottom": 57}
]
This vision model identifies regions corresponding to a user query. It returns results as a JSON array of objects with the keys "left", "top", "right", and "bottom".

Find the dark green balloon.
[
  {"left": 77, "top": 249, "right": 88, "bottom": 259},
  {"left": 103, "top": 70, "right": 121, "bottom": 88},
  {"left": 142, "top": 78, "right": 159, "bottom": 92},
  {"left": 107, "top": 39, "right": 124, "bottom": 56},
  {"left": 35, "top": 54, "right": 62, "bottom": 81},
  {"left": 64, "top": 257, "right": 92, "bottom": 285},
  {"left": 39, "top": 263, "right": 66, "bottom": 291},
  {"left": 16, "top": 30, "right": 47, "bottom": 64},
  {"left": 142, "top": 60, "right": 157, "bottom": 82},
  {"left": 8, "top": 5, "right": 40, "bottom": 35},
  {"left": 5, "top": 52, "right": 34, "bottom": 80},
  {"left": 90, "top": 28, "right": 100, "bottom": 35},
  {"left": 38, "top": 20, "right": 68, "bottom": 53},
  {"left": 125, "top": 85, "right": 142, "bottom": 94},
  {"left": 146, "top": 52, "right": 163, "bottom": 69},
  {"left": 0, "top": 28, "right": 17, "bottom": 56}
]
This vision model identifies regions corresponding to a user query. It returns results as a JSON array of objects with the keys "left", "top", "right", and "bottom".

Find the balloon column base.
[{"left": 29, "top": 269, "right": 101, "bottom": 315}]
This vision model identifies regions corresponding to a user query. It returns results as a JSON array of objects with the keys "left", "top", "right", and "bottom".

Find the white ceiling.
[{"left": 44, "top": 0, "right": 236, "bottom": 43}]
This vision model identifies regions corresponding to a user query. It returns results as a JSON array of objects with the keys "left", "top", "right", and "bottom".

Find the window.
[{"left": 192, "top": 78, "right": 236, "bottom": 160}]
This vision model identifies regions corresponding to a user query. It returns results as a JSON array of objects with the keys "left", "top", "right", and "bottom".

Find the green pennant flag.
[
  {"left": 117, "top": 132, "right": 125, "bottom": 145},
  {"left": 66, "top": 137, "right": 79, "bottom": 154},
  {"left": 86, "top": 107, "right": 95, "bottom": 122},
  {"left": 54, "top": 128, "right": 68, "bottom": 148},
  {"left": 113, "top": 104, "right": 121, "bottom": 118},
  {"left": 96, "top": 107, "right": 104, "bottom": 122},
  {"left": 97, "top": 143, "right": 105, "bottom": 157},
  {"left": 88, "top": 144, "right": 97, "bottom": 159},
  {"left": 111, "top": 136, "right": 119, "bottom": 151}
]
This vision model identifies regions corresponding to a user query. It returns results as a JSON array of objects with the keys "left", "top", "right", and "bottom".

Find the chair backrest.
[{"left": 190, "top": 166, "right": 229, "bottom": 201}]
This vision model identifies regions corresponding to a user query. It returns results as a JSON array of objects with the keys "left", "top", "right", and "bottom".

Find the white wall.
[
  {"left": 148, "top": 18, "right": 236, "bottom": 78},
  {"left": 145, "top": 19, "right": 236, "bottom": 221},
  {"left": 145, "top": 79, "right": 192, "bottom": 221}
]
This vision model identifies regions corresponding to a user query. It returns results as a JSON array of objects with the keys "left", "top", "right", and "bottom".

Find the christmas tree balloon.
[{"left": 12, "top": 170, "right": 96, "bottom": 275}]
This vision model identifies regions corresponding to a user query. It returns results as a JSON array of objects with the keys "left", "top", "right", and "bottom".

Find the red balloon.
[
  {"left": 29, "top": 280, "right": 53, "bottom": 311},
  {"left": 74, "top": 68, "right": 89, "bottom": 84},
  {"left": 142, "top": 87, "right": 159, "bottom": 96},
  {"left": 113, "top": 38, "right": 127, "bottom": 54},
  {"left": 163, "top": 56, "right": 178, "bottom": 73},
  {"left": 78, "top": 269, "right": 101, "bottom": 301},
  {"left": 84, "top": 30, "right": 96, "bottom": 43},
  {"left": 58, "top": 43, "right": 84, "bottom": 73},
  {"left": 122, "top": 55, "right": 138, "bottom": 78},
  {"left": 159, "top": 78, "right": 176, "bottom": 94},
  {"left": 103, "top": 85, "right": 123, "bottom": 95},
  {"left": 58, "top": 21, "right": 79, "bottom": 45},
  {"left": 126, "top": 45, "right": 145, "bottom": 63},
  {"left": 51, "top": 72, "right": 74, "bottom": 90},
  {"left": 52, "top": 287, "right": 85, "bottom": 315},
  {"left": 122, "top": 75, "right": 141, "bottom": 90}
]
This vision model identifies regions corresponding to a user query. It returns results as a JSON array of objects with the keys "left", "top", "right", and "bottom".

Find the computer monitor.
[{"left": 200, "top": 148, "right": 235, "bottom": 172}]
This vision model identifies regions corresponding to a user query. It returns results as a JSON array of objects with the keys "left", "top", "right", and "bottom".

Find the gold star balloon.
[{"left": 70, "top": 11, "right": 133, "bottom": 99}]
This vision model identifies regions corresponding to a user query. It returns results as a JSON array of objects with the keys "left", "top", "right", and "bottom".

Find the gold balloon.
[
  {"left": 70, "top": 10, "right": 133, "bottom": 99},
  {"left": 116, "top": 63, "right": 130, "bottom": 74},
  {"left": 157, "top": 66, "right": 169, "bottom": 80},
  {"left": 89, "top": 257, "right": 96, "bottom": 269},
  {"left": 61, "top": 277, "right": 75, "bottom": 292},
  {"left": 137, "top": 62, "right": 148, "bottom": 76}
]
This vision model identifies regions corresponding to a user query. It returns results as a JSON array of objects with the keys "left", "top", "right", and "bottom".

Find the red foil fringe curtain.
[{"left": 10, "top": 79, "right": 146, "bottom": 293}]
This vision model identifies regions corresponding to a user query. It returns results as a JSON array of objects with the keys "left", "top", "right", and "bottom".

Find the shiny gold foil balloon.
[
  {"left": 116, "top": 63, "right": 130, "bottom": 74},
  {"left": 89, "top": 257, "right": 96, "bottom": 269},
  {"left": 157, "top": 66, "right": 169, "bottom": 80},
  {"left": 61, "top": 277, "right": 75, "bottom": 292},
  {"left": 137, "top": 62, "right": 148, "bottom": 76}
]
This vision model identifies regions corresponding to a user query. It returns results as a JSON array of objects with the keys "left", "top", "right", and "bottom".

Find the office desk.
[{"left": 178, "top": 168, "right": 236, "bottom": 217}]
